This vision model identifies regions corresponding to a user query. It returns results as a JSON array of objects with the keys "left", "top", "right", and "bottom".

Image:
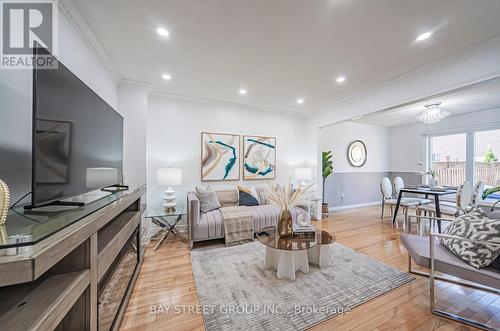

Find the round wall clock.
[{"left": 347, "top": 140, "right": 367, "bottom": 167}]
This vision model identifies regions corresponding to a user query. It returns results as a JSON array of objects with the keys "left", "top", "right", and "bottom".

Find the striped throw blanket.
[{"left": 220, "top": 206, "right": 254, "bottom": 246}]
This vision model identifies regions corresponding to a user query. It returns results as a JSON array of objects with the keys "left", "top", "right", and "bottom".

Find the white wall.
[
  {"left": 146, "top": 94, "right": 308, "bottom": 210},
  {"left": 57, "top": 12, "right": 118, "bottom": 109},
  {"left": 389, "top": 108, "right": 500, "bottom": 172},
  {"left": 319, "top": 121, "right": 389, "bottom": 173}
]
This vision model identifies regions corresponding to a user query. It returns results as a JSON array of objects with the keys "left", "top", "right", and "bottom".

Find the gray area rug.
[{"left": 191, "top": 242, "right": 415, "bottom": 331}]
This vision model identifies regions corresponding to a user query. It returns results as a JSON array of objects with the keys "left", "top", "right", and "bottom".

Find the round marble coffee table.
[{"left": 256, "top": 227, "right": 335, "bottom": 281}]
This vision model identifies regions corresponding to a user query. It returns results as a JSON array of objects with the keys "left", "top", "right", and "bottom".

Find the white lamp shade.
[
  {"left": 86, "top": 168, "right": 118, "bottom": 188},
  {"left": 157, "top": 168, "right": 182, "bottom": 186},
  {"left": 295, "top": 168, "right": 312, "bottom": 181}
]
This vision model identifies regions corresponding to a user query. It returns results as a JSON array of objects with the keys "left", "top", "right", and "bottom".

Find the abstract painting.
[
  {"left": 243, "top": 135, "right": 276, "bottom": 180},
  {"left": 201, "top": 132, "right": 240, "bottom": 181}
]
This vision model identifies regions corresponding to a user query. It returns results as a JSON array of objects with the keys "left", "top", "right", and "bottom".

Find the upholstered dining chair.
[
  {"left": 393, "top": 177, "right": 432, "bottom": 205},
  {"left": 471, "top": 181, "right": 485, "bottom": 208},
  {"left": 416, "top": 182, "right": 473, "bottom": 220},
  {"left": 439, "top": 181, "right": 484, "bottom": 210},
  {"left": 380, "top": 177, "right": 420, "bottom": 224}
]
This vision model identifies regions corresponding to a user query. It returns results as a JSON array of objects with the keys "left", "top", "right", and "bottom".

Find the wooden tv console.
[{"left": 0, "top": 185, "right": 146, "bottom": 331}]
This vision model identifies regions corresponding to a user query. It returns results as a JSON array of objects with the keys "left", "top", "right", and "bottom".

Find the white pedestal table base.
[{"left": 264, "top": 247, "right": 309, "bottom": 281}]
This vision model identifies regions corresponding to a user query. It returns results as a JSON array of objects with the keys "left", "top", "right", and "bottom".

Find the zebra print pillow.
[{"left": 440, "top": 209, "right": 500, "bottom": 269}]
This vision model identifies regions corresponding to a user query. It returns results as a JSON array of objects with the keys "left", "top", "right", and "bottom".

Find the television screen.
[{"left": 32, "top": 47, "right": 123, "bottom": 207}]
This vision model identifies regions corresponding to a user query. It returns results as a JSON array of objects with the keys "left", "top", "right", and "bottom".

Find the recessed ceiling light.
[
  {"left": 297, "top": 98, "right": 304, "bottom": 104},
  {"left": 157, "top": 27, "right": 169, "bottom": 37},
  {"left": 162, "top": 73, "right": 171, "bottom": 80},
  {"left": 416, "top": 32, "right": 432, "bottom": 42},
  {"left": 239, "top": 88, "right": 247, "bottom": 95},
  {"left": 336, "top": 76, "right": 346, "bottom": 84}
]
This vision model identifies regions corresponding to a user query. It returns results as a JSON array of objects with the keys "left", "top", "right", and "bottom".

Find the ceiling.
[
  {"left": 352, "top": 77, "right": 500, "bottom": 127},
  {"left": 73, "top": 0, "right": 500, "bottom": 114}
]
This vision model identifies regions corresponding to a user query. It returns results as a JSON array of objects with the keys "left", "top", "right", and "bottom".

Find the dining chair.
[
  {"left": 416, "top": 182, "right": 473, "bottom": 219},
  {"left": 380, "top": 177, "right": 419, "bottom": 224},
  {"left": 439, "top": 181, "right": 483, "bottom": 209},
  {"left": 393, "top": 177, "right": 432, "bottom": 205},
  {"left": 380, "top": 177, "right": 395, "bottom": 219},
  {"left": 471, "top": 181, "right": 485, "bottom": 208}
]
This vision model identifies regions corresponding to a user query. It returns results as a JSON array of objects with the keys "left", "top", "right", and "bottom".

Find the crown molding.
[
  {"left": 58, "top": 0, "right": 121, "bottom": 82},
  {"left": 119, "top": 79, "right": 153, "bottom": 92},
  {"left": 149, "top": 89, "right": 308, "bottom": 118}
]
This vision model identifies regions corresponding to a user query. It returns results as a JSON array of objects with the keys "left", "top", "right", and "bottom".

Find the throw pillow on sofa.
[
  {"left": 238, "top": 185, "right": 260, "bottom": 206},
  {"left": 208, "top": 187, "right": 238, "bottom": 207},
  {"left": 195, "top": 186, "right": 221, "bottom": 213},
  {"left": 255, "top": 186, "right": 269, "bottom": 205},
  {"left": 439, "top": 209, "right": 500, "bottom": 269}
]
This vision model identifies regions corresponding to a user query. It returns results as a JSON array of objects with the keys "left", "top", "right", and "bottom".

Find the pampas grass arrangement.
[{"left": 266, "top": 179, "right": 314, "bottom": 211}]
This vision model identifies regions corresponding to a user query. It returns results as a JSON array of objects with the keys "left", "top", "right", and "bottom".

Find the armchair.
[{"left": 401, "top": 215, "right": 500, "bottom": 330}]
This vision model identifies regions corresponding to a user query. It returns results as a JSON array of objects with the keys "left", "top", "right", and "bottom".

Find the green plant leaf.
[
  {"left": 322, "top": 151, "right": 333, "bottom": 180},
  {"left": 482, "top": 186, "right": 500, "bottom": 200}
]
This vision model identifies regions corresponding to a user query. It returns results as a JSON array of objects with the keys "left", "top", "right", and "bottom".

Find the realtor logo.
[{"left": 1, "top": 0, "right": 58, "bottom": 69}]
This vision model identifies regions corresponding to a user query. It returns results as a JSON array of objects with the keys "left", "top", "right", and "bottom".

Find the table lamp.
[
  {"left": 157, "top": 168, "right": 182, "bottom": 211},
  {"left": 294, "top": 168, "right": 312, "bottom": 187},
  {"left": 86, "top": 168, "right": 119, "bottom": 189}
]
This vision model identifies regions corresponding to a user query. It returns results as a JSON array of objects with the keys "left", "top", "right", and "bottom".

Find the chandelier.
[{"left": 417, "top": 102, "right": 450, "bottom": 124}]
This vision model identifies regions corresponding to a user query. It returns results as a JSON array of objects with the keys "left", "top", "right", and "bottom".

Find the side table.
[{"left": 145, "top": 207, "right": 187, "bottom": 250}]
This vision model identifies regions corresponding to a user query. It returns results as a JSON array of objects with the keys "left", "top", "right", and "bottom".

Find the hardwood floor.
[{"left": 120, "top": 206, "right": 499, "bottom": 330}]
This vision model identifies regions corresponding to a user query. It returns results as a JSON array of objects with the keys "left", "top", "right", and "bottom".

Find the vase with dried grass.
[{"left": 266, "top": 180, "right": 313, "bottom": 238}]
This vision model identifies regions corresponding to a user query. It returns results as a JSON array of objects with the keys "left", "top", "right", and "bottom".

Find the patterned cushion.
[
  {"left": 238, "top": 185, "right": 260, "bottom": 206},
  {"left": 195, "top": 186, "right": 221, "bottom": 213},
  {"left": 440, "top": 209, "right": 500, "bottom": 269}
]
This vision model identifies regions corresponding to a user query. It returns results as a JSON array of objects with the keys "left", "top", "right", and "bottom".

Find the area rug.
[{"left": 191, "top": 242, "right": 415, "bottom": 331}]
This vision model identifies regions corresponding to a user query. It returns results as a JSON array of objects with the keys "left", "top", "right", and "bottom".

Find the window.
[
  {"left": 430, "top": 133, "right": 466, "bottom": 186},
  {"left": 475, "top": 129, "right": 500, "bottom": 188},
  {"left": 428, "top": 128, "right": 500, "bottom": 191}
]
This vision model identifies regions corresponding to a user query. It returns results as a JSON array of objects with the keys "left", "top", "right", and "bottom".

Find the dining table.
[{"left": 392, "top": 186, "right": 458, "bottom": 233}]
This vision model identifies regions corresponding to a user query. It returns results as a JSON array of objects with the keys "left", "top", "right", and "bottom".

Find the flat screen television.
[{"left": 30, "top": 46, "right": 123, "bottom": 208}]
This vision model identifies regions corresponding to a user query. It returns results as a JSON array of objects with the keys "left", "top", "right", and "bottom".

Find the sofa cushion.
[
  {"left": 440, "top": 209, "right": 500, "bottom": 268},
  {"left": 255, "top": 186, "right": 269, "bottom": 205},
  {"left": 212, "top": 188, "right": 238, "bottom": 207},
  {"left": 195, "top": 186, "right": 221, "bottom": 213},
  {"left": 194, "top": 209, "right": 224, "bottom": 239},
  {"left": 238, "top": 185, "right": 260, "bottom": 206},
  {"left": 401, "top": 233, "right": 500, "bottom": 289}
]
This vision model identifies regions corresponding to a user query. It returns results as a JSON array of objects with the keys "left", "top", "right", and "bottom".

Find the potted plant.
[
  {"left": 482, "top": 186, "right": 500, "bottom": 211},
  {"left": 322, "top": 151, "right": 333, "bottom": 218}
]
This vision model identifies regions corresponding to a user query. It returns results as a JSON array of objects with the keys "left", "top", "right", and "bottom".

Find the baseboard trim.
[{"left": 329, "top": 201, "right": 380, "bottom": 211}]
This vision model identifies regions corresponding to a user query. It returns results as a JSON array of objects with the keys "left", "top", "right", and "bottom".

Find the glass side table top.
[
  {"left": 145, "top": 206, "right": 186, "bottom": 218},
  {"left": 256, "top": 226, "right": 335, "bottom": 251}
]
